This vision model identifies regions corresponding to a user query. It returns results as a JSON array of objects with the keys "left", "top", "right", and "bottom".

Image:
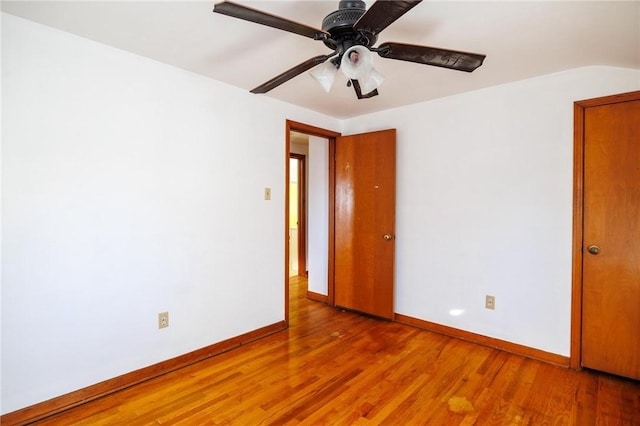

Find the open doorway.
[
  {"left": 289, "top": 154, "right": 306, "bottom": 278},
  {"left": 284, "top": 121, "right": 340, "bottom": 325}
]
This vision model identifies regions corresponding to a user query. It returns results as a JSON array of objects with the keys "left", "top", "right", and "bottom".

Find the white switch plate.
[
  {"left": 158, "top": 312, "right": 169, "bottom": 329},
  {"left": 485, "top": 295, "right": 495, "bottom": 310},
  {"left": 264, "top": 187, "right": 271, "bottom": 200}
]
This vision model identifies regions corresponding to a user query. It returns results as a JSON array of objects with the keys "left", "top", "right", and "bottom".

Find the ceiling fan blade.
[
  {"left": 213, "top": 1, "right": 329, "bottom": 40},
  {"left": 351, "top": 80, "right": 379, "bottom": 99},
  {"left": 377, "top": 42, "right": 486, "bottom": 72},
  {"left": 354, "top": 0, "right": 422, "bottom": 35},
  {"left": 251, "top": 54, "right": 334, "bottom": 94}
]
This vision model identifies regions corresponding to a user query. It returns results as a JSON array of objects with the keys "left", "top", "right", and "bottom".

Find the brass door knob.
[
  {"left": 383, "top": 234, "right": 393, "bottom": 241},
  {"left": 587, "top": 245, "right": 600, "bottom": 255}
]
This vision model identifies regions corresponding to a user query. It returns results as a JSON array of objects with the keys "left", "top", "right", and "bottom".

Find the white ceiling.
[{"left": 3, "top": 1, "right": 639, "bottom": 119}]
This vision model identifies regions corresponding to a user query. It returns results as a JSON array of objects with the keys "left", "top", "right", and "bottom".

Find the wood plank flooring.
[{"left": 32, "top": 276, "right": 639, "bottom": 425}]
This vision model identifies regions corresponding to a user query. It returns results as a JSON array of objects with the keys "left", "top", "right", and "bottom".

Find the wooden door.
[
  {"left": 334, "top": 129, "right": 396, "bottom": 319},
  {"left": 580, "top": 93, "right": 640, "bottom": 379}
]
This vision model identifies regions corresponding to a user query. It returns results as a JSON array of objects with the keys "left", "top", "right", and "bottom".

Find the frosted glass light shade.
[
  {"left": 310, "top": 61, "right": 338, "bottom": 93},
  {"left": 340, "top": 46, "right": 373, "bottom": 80},
  {"left": 359, "top": 67, "right": 384, "bottom": 94},
  {"left": 340, "top": 46, "right": 383, "bottom": 94}
]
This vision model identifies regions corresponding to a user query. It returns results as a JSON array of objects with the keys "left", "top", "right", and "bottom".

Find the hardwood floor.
[{"left": 31, "top": 276, "right": 639, "bottom": 425}]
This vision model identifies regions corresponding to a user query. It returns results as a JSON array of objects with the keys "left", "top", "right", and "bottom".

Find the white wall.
[
  {"left": 290, "top": 142, "right": 308, "bottom": 157},
  {"left": 0, "top": 10, "right": 4, "bottom": 408},
  {"left": 307, "top": 136, "right": 329, "bottom": 295},
  {"left": 0, "top": 13, "right": 340, "bottom": 414},
  {"left": 342, "top": 66, "right": 640, "bottom": 356}
]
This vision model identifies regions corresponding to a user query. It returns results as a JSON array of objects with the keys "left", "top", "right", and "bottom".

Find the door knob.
[
  {"left": 383, "top": 234, "right": 393, "bottom": 241},
  {"left": 587, "top": 245, "right": 600, "bottom": 255}
]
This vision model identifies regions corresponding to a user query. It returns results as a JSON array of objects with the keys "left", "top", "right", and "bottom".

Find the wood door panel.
[
  {"left": 581, "top": 98, "right": 640, "bottom": 379},
  {"left": 335, "top": 129, "right": 396, "bottom": 319}
]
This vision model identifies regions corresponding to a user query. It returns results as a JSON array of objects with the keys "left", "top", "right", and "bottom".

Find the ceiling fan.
[{"left": 213, "top": 0, "right": 486, "bottom": 99}]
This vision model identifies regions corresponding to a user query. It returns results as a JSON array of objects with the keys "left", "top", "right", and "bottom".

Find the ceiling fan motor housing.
[{"left": 322, "top": 0, "right": 377, "bottom": 52}]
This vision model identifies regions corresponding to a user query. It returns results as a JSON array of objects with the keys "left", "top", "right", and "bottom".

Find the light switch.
[{"left": 264, "top": 187, "right": 271, "bottom": 200}]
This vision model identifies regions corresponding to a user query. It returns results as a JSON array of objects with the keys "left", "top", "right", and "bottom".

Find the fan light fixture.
[
  {"left": 310, "top": 45, "right": 383, "bottom": 95},
  {"left": 213, "top": 0, "right": 486, "bottom": 100}
]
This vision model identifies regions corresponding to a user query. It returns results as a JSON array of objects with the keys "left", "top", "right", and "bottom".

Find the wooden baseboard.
[
  {"left": 1, "top": 321, "right": 287, "bottom": 426},
  {"left": 394, "top": 314, "right": 569, "bottom": 367},
  {"left": 306, "top": 291, "right": 328, "bottom": 303}
]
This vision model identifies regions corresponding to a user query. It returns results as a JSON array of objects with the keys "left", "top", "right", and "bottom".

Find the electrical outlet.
[
  {"left": 485, "top": 295, "right": 495, "bottom": 310},
  {"left": 158, "top": 312, "right": 169, "bottom": 329}
]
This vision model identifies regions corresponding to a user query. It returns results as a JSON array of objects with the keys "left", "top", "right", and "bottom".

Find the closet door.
[{"left": 581, "top": 93, "right": 640, "bottom": 380}]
